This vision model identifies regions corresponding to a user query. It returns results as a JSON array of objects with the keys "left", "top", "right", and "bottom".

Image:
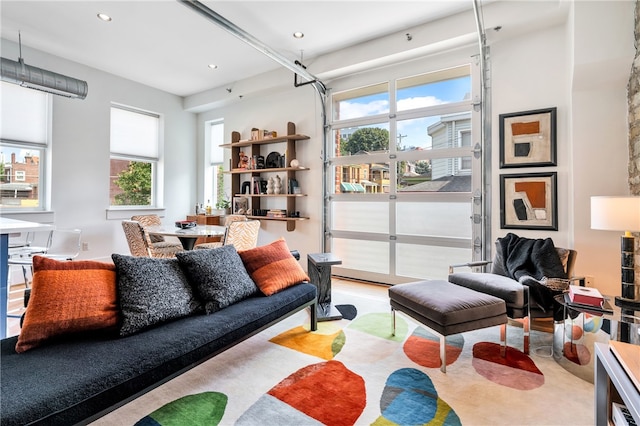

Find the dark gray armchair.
[{"left": 448, "top": 233, "right": 578, "bottom": 354}]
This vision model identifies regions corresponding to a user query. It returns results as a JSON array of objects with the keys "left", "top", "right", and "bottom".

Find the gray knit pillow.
[
  {"left": 176, "top": 245, "right": 258, "bottom": 314},
  {"left": 112, "top": 254, "right": 202, "bottom": 336}
]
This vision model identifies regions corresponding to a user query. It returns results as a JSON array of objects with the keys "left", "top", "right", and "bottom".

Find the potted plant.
[{"left": 215, "top": 197, "right": 231, "bottom": 215}]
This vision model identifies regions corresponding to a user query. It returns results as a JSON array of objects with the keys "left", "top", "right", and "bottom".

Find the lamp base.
[{"left": 621, "top": 235, "right": 636, "bottom": 300}]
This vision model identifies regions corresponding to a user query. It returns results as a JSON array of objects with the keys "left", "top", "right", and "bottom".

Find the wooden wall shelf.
[{"left": 223, "top": 122, "right": 309, "bottom": 232}]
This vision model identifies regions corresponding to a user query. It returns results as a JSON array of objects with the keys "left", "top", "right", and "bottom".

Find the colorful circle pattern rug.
[{"left": 106, "top": 294, "right": 593, "bottom": 426}]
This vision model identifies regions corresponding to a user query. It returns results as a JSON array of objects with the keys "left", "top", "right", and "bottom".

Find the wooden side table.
[{"left": 307, "top": 253, "right": 342, "bottom": 321}]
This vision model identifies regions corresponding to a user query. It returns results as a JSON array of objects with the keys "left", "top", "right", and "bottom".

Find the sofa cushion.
[
  {"left": 239, "top": 238, "right": 310, "bottom": 296},
  {"left": 15, "top": 256, "right": 118, "bottom": 353},
  {"left": 177, "top": 245, "right": 258, "bottom": 314},
  {"left": 112, "top": 254, "right": 202, "bottom": 336}
]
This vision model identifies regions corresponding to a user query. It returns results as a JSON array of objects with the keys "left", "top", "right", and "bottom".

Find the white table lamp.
[{"left": 591, "top": 196, "right": 640, "bottom": 300}]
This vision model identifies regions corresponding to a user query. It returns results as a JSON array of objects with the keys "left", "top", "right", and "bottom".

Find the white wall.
[
  {"left": 190, "top": 1, "right": 634, "bottom": 291},
  {"left": 196, "top": 82, "right": 324, "bottom": 260},
  {"left": 2, "top": 1, "right": 634, "bottom": 292},
  {"left": 570, "top": 1, "right": 636, "bottom": 295},
  {"left": 1, "top": 39, "right": 197, "bottom": 262}
]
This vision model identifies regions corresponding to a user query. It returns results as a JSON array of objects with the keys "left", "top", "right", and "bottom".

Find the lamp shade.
[{"left": 591, "top": 196, "right": 640, "bottom": 232}]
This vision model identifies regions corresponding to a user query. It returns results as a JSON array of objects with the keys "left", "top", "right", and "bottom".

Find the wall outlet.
[
  {"left": 585, "top": 275, "right": 595, "bottom": 287},
  {"left": 82, "top": 242, "right": 89, "bottom": 251}
]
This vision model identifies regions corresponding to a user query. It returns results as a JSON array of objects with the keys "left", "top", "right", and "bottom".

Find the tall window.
[
  {"left": 0, "top": 82, "right": 50, "bottom": 211},
  {"left": 109, "top": 105, "right": 160, "bottom": 207},
  {"left": 327, "top": 63, "right": 479, "bottom": 284},
  {"left": 209, "top": 121, "right": 225, "bottom": 206}
]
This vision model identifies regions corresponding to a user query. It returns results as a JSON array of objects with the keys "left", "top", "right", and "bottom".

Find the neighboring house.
[
  {"left": 429, "top": 112, "right": 472, "bottom": 181},
  {"left": 0, "top": 152, "right": 39, "bottom": 206}
]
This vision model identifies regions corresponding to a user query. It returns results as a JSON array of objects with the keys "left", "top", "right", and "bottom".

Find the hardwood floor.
[{"left": 7, "top": 282, "right": 26, "bottom": 338}]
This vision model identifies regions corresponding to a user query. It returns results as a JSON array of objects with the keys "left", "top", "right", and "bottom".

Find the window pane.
[
  {"left": 210, "top": 121, "right": 224, "bottom": 164},
  {"left": 396, "top": 201, "right": 471, "bottom": 238},
  {"left": 331, "top": 201, "right": 389, "bottom": 233},
  {"left": 396, "top": 243, "right": 470, "bottom": 280},
  {"left": 109, "top": 159, "right": 152, "bottom": 206},
  {"left": 332, "top": 123, "right": 390, "bottom": 158},
  {"left": 110, "top": 107, "right": 159, "bottom": 159},
  {"left": 398, "top": 157, "right": 471, "bottom": 192},
  {"left": 0, "top": 146, "right": 42, "bottom": 208},
  {"left": 0, "top": 82, "right": 48, "bottom": 144},
  {"left": 396, "top": 65, "right": 471, "bottom": 112},
  {"left": 332, "top": 82, "right": 389, "bottom": 121},
  {"left": 397, "top": 112, "right": 471, "bottom": 151},
  {"left": 332, "top": 238, "right": 389, "bottom": 275},
  {"left": 332, "top": 163, "right": 390, "bottom": 194}
]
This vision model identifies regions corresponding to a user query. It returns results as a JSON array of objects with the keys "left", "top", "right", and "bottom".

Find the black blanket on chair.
[{"left": 498, "top": 233, "right": 566, "bottom": 312}]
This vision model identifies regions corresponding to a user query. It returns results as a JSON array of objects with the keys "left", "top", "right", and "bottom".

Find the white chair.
[
  {"left": 7, "top": 231, "right": 53, "bottom": 290},
  {"left": 7, "top": 229, "right": 81, "bottom": 321},
  {"left": 8, "top": 229, "right": 81, "bottom": 285}
]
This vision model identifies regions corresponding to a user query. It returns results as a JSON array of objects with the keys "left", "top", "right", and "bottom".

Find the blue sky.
[{"left": 337, "top": 76, "right": 471, "bottom": 150}]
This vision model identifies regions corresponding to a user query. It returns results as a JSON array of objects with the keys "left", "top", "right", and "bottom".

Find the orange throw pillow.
[
  {"left": 15, "top": 256, "right": 119, "bottom": 353},
  {"left": 239, "top": 238, "right": 310, "bottom": 296}
]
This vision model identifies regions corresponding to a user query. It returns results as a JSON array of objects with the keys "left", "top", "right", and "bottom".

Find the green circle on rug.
[{"left": 135, "top": 392, "right": 227, "bottom": 426}]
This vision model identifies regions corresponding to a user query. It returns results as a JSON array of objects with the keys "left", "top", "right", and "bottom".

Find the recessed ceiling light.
[
  {"left": 208, "top": 64, "right": 218, "bottom": 70},
  {"left": 97, "top": 13, "right": 112, "bottom": 22},
  {"left": 293, "top": 32, "right": 304, "bottom": 39}
]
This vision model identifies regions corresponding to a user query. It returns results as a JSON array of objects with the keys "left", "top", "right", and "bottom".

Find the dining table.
[
  {"left": 146, "top": 224, "right": 226, "bottom": 251},
  {"left": 1, "top": 217, "right": 55, "bottom": 339}
]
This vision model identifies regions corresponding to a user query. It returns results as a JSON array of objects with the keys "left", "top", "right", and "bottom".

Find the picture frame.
[
  {"left": 499, "top": 107, "right": 557, "bottom": 168},
  {"left": 500, "top": 172, "right": 558, "bottom": 231},
  {"left": 233, "top": 196, "right": 249, "bottom": 215}
]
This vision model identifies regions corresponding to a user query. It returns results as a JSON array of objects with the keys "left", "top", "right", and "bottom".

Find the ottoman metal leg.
[
  {"left": 391, "top": 307, "right": 396, "bottom": 336},
  {"left": 439, "top": 334, "right": 447, "bottom": 373}
]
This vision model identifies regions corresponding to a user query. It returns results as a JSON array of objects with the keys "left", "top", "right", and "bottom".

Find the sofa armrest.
[{"left": 448, "top": 260, "right": 492, "bottom": 274}]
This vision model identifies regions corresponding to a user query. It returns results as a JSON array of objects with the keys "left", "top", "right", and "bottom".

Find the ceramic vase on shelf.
[
  {"left": 267, "top": 176, "right": 274, "bottom": 194},
  {"left": 274, "top": 175, "right": 282, "bottom": 194}
]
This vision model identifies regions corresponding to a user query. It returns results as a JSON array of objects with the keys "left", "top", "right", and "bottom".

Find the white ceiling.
[{"left": 0, "top": 1, "right": 478, "bottom": 97}]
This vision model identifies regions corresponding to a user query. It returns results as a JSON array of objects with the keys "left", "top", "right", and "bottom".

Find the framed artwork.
[
  {"left": 233, "top": 196, "right": 249, "bottom": 215},
  {"left": 500, "top": 172, "right": 558, "bottom": 231},
  {"left": 499, "top": 107, "right": 557, "bottom": 168}
]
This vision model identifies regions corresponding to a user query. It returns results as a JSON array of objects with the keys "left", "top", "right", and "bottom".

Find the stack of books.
[
  {"left": 266, "top": 209, "right": 287, "bottom": 218},
  {"left": 568, "top": 284, "right": 604, "bottom": 308}
]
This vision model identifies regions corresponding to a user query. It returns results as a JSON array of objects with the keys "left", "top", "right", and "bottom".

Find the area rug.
[{"left": 92, "top": 288, "right": 594, "bottom": 426}]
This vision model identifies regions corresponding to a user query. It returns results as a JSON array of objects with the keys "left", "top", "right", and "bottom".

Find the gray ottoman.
[{"left": 389, "top": 280, "right": 507, "bottom": 372}]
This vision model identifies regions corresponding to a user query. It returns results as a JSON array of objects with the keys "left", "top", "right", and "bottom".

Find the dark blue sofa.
[{"left": 0, "top": 282, "right": 317, "bottom": 426}]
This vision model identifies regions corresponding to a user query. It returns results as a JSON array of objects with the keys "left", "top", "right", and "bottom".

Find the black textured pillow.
[
  {"left": 112, "top": 254, "right": 202, "bottom": 336},
  {"left": 176, "top": 245, "right": 258, "bottom": 314}
]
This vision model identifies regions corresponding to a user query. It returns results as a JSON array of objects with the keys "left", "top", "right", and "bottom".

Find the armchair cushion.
[{"left": 448, "top": 272, "right": 524, "bottom": 308}]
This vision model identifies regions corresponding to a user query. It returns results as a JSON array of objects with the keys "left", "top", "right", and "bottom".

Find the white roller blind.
[
  {"left": 0, "top": 82, "right": 48, "bottom": 144},
  {"left": 210, "top": 121, "right": 224, "bottom": 164},
  {"left": 110, "top": 106, "right": 159, "bottom": 158}
]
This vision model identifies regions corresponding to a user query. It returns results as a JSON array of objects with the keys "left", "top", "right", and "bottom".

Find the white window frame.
[
  {"left": 108, "top": 104, "right": 162, "bottom": 210},
  {"left": 204, "top": 119, "right": 225, "bottom": 208},
  {"left": 0, "top": 81, "right": 52, "bottom": 214}
]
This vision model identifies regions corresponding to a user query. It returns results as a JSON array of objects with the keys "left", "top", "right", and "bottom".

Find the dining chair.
[
  {"left": 131, "top": 214, "right": 167, "bottom": 243},
  {"left": 196, "top": 219, "right": 260, "bottom": 251},
  {"left": 194, "top": 215, "right": 248, "bottom": 250},
  {"left": 121, "top": 220, "right": 183, "bottom": 258}
]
